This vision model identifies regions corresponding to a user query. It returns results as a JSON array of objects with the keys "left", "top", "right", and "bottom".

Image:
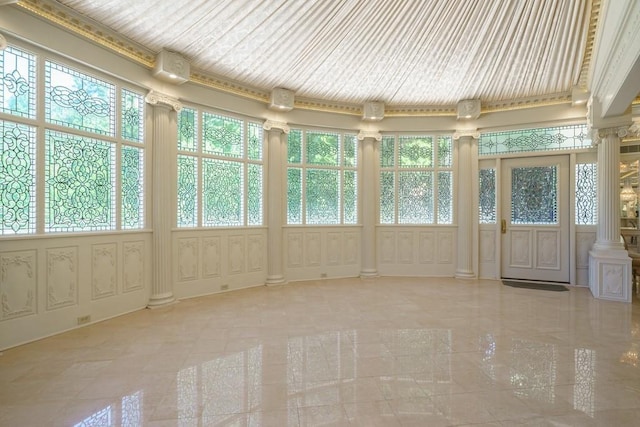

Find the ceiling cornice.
[{"left": 16, "top": 0, "right": 599, "bottom": 118}]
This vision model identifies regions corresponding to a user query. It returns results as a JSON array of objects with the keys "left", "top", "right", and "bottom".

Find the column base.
[
  {"left": 360, "top": 269, "right": 378, "bottom": 279},
  {"left": 147, "top": 292, "right": 177, "bottom": 309},
  {"left": 265, "top": 275, "right": 287, "bottom": 286},
  {"left": 589, "top": 249, "right": 632, "bottom": 302},
  {"left": 454, "top": 270, "right": 475, "bottom": 279}
]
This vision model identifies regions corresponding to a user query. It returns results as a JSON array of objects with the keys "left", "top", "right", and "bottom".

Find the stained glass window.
[
  {"left": 287, "top": 129, "right": 357, "bottom": 225},
  {"left": 1, "top": 120, "right": 36, "bottom": 234},
  {"left": 575, "top": 163, "right": 597, "bottom": 225},
  {"left": 121, "top": 146, "right": 144, "bottom": 229},
  {"left": 177, "top": 155, "right": 197, "bottom": 227},
  {"left": 178, "top": 107, "right": 197, "bottom": 152},
  {"left": 45, "top": 61, "right": 115, "bottom": 137},
  {"left": 1, "top": 46, "right": 36, "bottom": 119},
  {"left": 479, "top": 124, "right": 590, "bottom": 156},
  {"left": 381, "top": 134, "right": 452, "bottom": 224},
  {"left": 121, "top": 89, "right": 144, "bottom": 143},
  {"left": 479, "top": 168, "right": 496, "bottom": 224},
  {"left": 176, "top": 108, "right": 263, "bottom": 227},
  {"left": 511, "top": 166, "right": 558, "bottom": 225},
  {"left": 45, "top": 130, "right": 115, "bottom": 232}
]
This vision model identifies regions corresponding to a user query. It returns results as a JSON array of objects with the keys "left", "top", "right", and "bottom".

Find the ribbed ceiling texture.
[{"left": 57, "top": 0, "right": 591, "bottom": 106}]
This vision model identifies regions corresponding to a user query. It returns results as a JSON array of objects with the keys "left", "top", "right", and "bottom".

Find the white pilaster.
[
  {"left": 589, "top": 125, "right": 632, "bottom": 302},
  {"left": 358, "top": 130, "right": 381, "bottom": 277},
  {"left": 264, "top": 120, "right": 290, "bottom": 285},
  {"left": 145, "top": 91, "right": 182, "bottom": 307},
  {"left": 453, "top": 130, "right": 479, "bottom": 279}
]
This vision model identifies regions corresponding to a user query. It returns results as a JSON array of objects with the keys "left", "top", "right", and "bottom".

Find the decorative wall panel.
[
  {"left": 344, "top": 232, "right": 358, "bottom": 265},
  {"left": 228, "top": 235, "right": 245, "bottom": 274},
  {"left": 0, "top": 250, "right": 36, "bottom": 320},
  {"left": 419, "top": 231, "right": 435, "bottom": 264},
  {"left": 327, "top": 232, "right": 342, "bottom": 265},
  {"left": 306, "top": 232, "right": 321, "bottom": 266},
  {"left": 576, "top": 232, "right": 595, "bottom": 268},
  {"left": 247, "top": 234, "right": 263, "bottom": 272},
  {"left": 479, "top": 230, "right": 495, "bottom": 262},
  {"left": 398, "top": 232, "right": 414, "bottom": 264},
  {"left": 92, "top": 243, "right": 117, "bottom": 299},
  {"left": 510, "top": 230, "right": 531, "bottom": 268},
  {"left": 437, "top": 231, "right": 453, "bottom": 263},
  {"left": 536, "top": 231, "right": 559, "bottom": 269},
  {"left": 178, "top": 238, "right": 198, "bottom": 281},
  {"left": 380, "top": 231, "right": 395, "bottom": 264},
  {"left": 202, "top": 237, "right": 221, "bottom": 278},
  {"left": 602, "top": 264, "right": 624, "bottom": 297},
  {"left": 47, "top": 247, "right": 78, "bottom": 310},
  {"left": 288, "top": 232, "right": 303, "bottom": 267},
  {"left": 123, "top": 240, "right": 144, "bottom": 292}
]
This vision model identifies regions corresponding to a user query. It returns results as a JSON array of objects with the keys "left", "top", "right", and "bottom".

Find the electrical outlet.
[
  {"left": 77, "top": 315, "right": 91, "bottom": 325},
  {"left": 221, "top": 284, "right": 229, "bottom": 291}
]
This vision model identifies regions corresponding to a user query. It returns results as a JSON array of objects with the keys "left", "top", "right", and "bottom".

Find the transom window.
[
  {"left": 380, "top": 135, "right": 453, "bottom": 224},
  {"left": 0, "top": 43, "right": 145, "bottom": 235},
  {"left": 286, "top": 129, "right": 358, "bottom": 225},
  {"left": 176, "top": 108, "right": 263, "bottom": 227}
]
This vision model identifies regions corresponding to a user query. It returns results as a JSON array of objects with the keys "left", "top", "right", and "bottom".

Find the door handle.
[{"left": 501, "top": 219, "right": 507, "bottom": 234}]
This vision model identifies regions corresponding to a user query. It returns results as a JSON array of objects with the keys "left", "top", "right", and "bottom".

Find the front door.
[{"left": 501, "top": 155, "right": 569, "bottom": 282}]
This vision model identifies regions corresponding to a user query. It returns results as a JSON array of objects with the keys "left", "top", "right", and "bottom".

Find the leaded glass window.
[
  {"left": 121, "top": 146, "right": 144, "bottom": 229},
  {"left": 1, "top": 120, "right": 36, "bottom": 234},
  {"left": 380, "top": 135, "right": 452, "bottom": 224},
  {"left": 511, "top": 166, "right": 558, "bottom": 225},
  {"left": 176, "top": 107, "right": 263, "bottom": 227},
  {"left": 479, "top": 168, "right": 496, "bottom": 224},
  {"left": 479, "top": 124, "right": 590, "bottom": 156},
  {"left": 45, "top": 130, "right": 115, "bottom": 232},
  {"left": 121, "top": 89, "right": 144, "bottom": 143},
  {"left": 575, "top": 163, "right": 597, "bottom": 225},
  {"left": 45, "top": 61, "right": 115, "bottom": 137},
  {"left": 287, "top": 129, "right": 358, "bottom": 225},
  {"left": 1, "top": 46, "right": 36, "bottom": 119}
]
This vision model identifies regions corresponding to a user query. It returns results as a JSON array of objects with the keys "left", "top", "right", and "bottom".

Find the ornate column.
[
  {"left": 264, "top": 120, "right": 289, "bottom": 285},
  {"left": 358, "top": 130, "right": 381, "bottom": 277},
  {"left": 453, "top": 130, "right": 479, "bottom": 278},
  {"left": 589, "top": 125, "right": 632, "bottom": 302},
  {"left": 145, "top": 91, "right": 182, "bottom": 308}
]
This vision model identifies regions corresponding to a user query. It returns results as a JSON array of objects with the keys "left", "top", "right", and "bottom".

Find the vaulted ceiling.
[{"left": 20, "top": 0, "right": 595, "bottom": 110}]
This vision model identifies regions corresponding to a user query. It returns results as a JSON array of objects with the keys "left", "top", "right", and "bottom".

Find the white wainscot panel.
[
  {"left": 202, "top": 237, "right": 221, "bottom": 278},
  {"left": 47, "top": 247, "right": 78, "bottom": 310},
  {"left": 602, "top": 264, "right": 625, "bottom": 298},
  {"left": 419, "top": 231, "right": 435, "bottom": 264},
  {"left": 178, "top": 238, "right": 198, "bottom": 281},
  {"left": 380, "top": 231, "right": 396, "bottom": 264},
  {"left": 479, "top": 230, "right": 496, "bottom": 263},
  {"left": 344, "top": 231, "right": 358, "bottom": 265},
  {"left": 288, "top": 232, "right": 303, "bottom": 268},
  {"left": 510, "top": 230, "right": 531, "bottom": 268},
  {"left": 1, "top": 250, "right": 36, "bottom": 321},
  {"left": 398, "top": 231, "right": 414, "bottom": 264},
  {"left": 437, "top": 231, "right": 453, "bottom": 264},
  {"left": 228, "top": 235, "right": 245, "bottom": 274},
  {"left": 123, "top": 241, "right": 144, "bottom": 293},
  {"left": 92, "top": 243, "right": 117, "bottom": 300},
  {"left": 306, "top": 232, "right": 321, "bottom": 267},
  {"left": 327, "top": 232, "right": 342, "bottom": 266},
  {"left": 576, "top": 232, "right": 596, "bottom": 269},
  {"left": 247, "top": 234, "right": 263, "bottom": 272},
  {"left": 536, "top": 230, "right": 559, "bottom": 270}
]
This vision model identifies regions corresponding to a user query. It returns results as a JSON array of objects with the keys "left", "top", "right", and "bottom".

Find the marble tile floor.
[{"left": 1, "top": 277, "right": 639, "bottom": 427}]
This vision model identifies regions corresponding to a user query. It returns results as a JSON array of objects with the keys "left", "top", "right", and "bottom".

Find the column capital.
[
  {"left": 357, "top": 130, "right": 382, "bottom": 141},
  {"left": 590, "top": 126, "right": 629, "bottom": 145},
  {"left": 145, "top": 91, "right": 182, "bottom": 112},
  {"left": 452, "top": 129, "right": 480, "bottom": 140},
  {"left": 263, "top": 120, "right": 290, "bottom": 134}
]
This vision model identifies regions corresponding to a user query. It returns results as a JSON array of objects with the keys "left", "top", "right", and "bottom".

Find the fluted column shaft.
[
  {"left": 593, "top": 128, "right": 625, "bottom": 250},
  {"left": 146, "top": 92, "right": 181, "bottom": 307},
  {"left": 358, "top": 131, "right": 381, "bottom": 277},
  {"left": 455, "top": 134, "right": 476, "bottom": 278},
  {"left": 264, "top": 121, "right": 289, "bottom": 285}
]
